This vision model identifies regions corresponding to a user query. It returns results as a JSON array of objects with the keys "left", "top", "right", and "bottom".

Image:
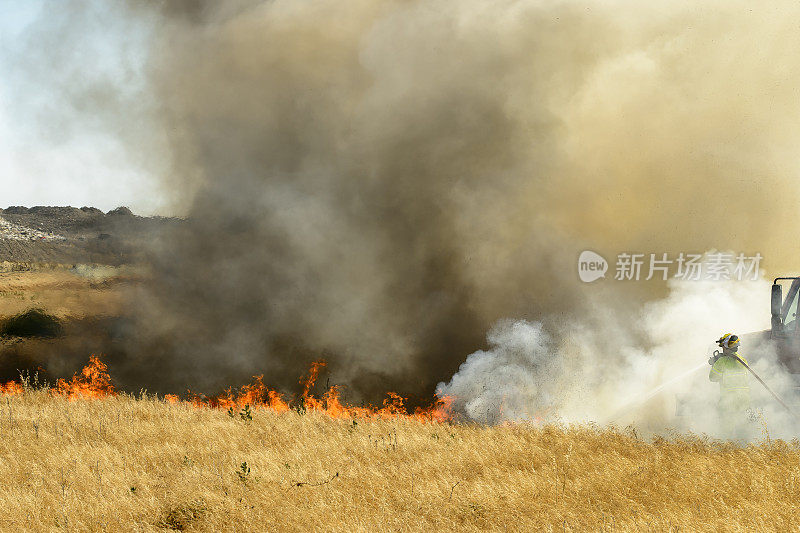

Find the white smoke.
[
  {"left": 436, "top": 320, "right": 560, "bottom": 424},
  {"left": 438, "top": 272, "right": 800, "bottom": 440}
]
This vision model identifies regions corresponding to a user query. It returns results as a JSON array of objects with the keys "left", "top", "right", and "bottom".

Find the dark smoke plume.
[{"left": 11, "top": 0, "right": 800, "bottom": 404}]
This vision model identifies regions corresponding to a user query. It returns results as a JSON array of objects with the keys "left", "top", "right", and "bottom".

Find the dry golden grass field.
[
  {"left": 0, "top": 385, "right": 799, "bottom": 532},
  {"left": 1, "top": 268, "right": 800, "bottom": 531}
]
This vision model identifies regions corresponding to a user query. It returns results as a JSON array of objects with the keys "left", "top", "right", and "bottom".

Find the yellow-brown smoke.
[{"left": 16, "top": 0, "right": 800, "bottom": 404}]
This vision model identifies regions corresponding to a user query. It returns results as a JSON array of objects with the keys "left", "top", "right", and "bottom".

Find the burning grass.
[
  {"left": 186, "top": 360, "right": 453, "bottom": 423},
  {"left": 0, "top": 359, "right": 799, "bottom": 530},
  {"left": 0, "top": 356, "right": 453, "bottom": 422}
]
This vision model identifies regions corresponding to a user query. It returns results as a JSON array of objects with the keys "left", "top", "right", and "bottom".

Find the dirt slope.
[{"left": 0, "top": 206, "right": 180, "bottom": 265}]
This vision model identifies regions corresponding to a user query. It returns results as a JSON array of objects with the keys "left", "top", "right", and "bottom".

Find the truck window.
[{"left": 783, "top": 284, "right": 800, "bottom": 333}]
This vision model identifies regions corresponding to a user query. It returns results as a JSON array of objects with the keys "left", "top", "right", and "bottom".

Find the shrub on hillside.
[{"left": 0, "top": 309, "right": 63, "bottom": 338}]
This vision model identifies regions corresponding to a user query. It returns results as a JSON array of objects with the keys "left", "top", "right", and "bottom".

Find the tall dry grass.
[{"left": 0, "top": 390, "right": 798, "bottom": 531}]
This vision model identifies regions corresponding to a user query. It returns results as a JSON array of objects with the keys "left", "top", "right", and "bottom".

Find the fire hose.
[{"left": 713, "top": 350, "right": 797, "bottom": 417}]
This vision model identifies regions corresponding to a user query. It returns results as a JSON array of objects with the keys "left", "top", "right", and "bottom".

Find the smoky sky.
[{"left": 10, "top": 0, "right": 800, "bottom": 401}]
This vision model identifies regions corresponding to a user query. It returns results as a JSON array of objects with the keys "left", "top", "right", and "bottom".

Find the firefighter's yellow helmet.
[{"left": 717, "top": 333, "right": 740, "bottom": 349}]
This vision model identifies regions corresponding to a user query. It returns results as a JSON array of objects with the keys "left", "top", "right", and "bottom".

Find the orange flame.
[
  {"left": 54, "top": 355, "right": 115, "bottom": 400},
  {"left": 0, "top": 355, "right": 454, "bottom": 423},
  {"left": 186, "top": 359, "right": 453, "bottom": 422},
  {"left": 189, "top": 374, "right": 291, "bottom": 413},
  {"left": 301, "top": 360, "right": 326, "bottom": 399},
  {"left": 0, "top": 381, "right": 23, "bottom": 396}
]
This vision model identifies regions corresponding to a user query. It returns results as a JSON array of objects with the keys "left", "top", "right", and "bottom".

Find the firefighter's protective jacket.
[{"left": 709, "top": 353, "right": 750, "bottom": 410}]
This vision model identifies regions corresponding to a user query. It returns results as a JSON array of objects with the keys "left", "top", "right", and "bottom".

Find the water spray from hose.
[{"left": 605, "top": 362, "right": 707, "bottom": 425}]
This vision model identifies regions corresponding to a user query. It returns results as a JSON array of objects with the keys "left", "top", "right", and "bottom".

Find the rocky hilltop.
[{"left": 0, "top": 206, "right": 180, "bottom": 265}]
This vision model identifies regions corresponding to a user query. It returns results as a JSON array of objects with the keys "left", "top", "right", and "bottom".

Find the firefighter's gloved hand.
[{"left": 708, "top": 351, "right": 721, "bottom": 366}]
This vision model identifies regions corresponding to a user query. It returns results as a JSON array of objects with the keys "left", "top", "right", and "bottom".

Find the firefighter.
[{"left": 708, "top": 333, "right": 751, "bottom": 438}]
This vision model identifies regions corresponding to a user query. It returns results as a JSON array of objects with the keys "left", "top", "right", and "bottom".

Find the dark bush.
[{"left": 0, "top": 309, "right": 63, "bottom": 338}]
